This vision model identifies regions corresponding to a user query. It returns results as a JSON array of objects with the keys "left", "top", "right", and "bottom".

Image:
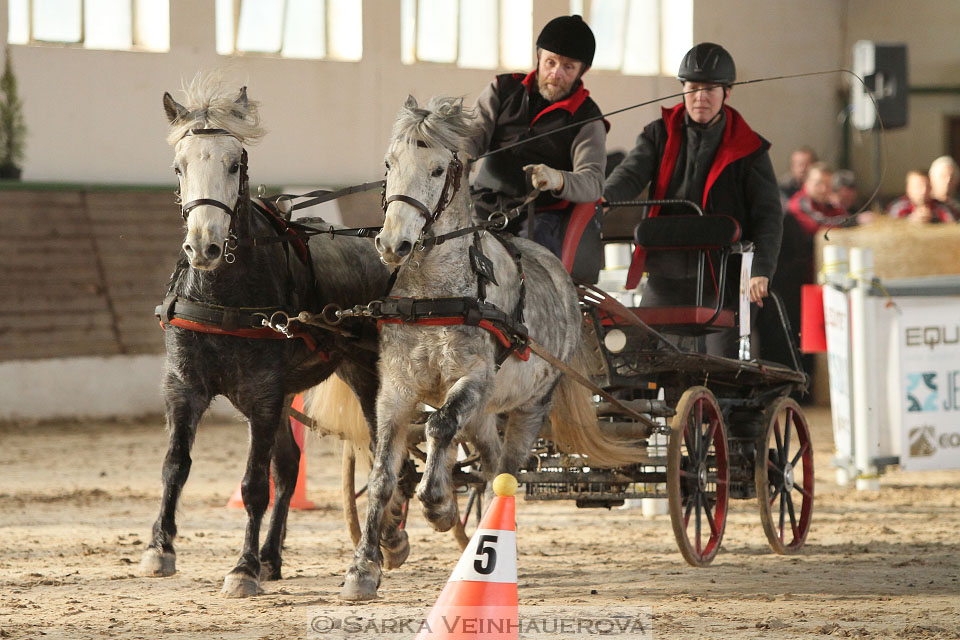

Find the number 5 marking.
[{"left": 473, "top": 534, "right": 498, "bottom": 575}]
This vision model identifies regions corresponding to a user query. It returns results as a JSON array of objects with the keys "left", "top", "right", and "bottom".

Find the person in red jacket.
[
  {"left": 603, "top": 42, "right": 782, "bottom": 358},
  {"left": 786, "top": 162, "right": 847, "bottom": 234},
  {"left": 886, "top": 169, "right": 956, "bottom": 223}
]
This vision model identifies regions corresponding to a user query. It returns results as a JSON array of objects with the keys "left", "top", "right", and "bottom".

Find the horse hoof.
[
  {"left": 420, "top": 500, "right": 458, "bottom": 533},
  {"left": 138, "top": 548, "right": 176, "bottom": 577},
  {"left": 259, "top": 561, "right": 282, "bottom": 581},
  {"left": 382, "top": 531, "right": 410, "bottom": 571},
  {"left": 339, "top": 568, "right": 380, "bottom": 602},
  {"left": 220, "top": 572, "right": 263, "bottom": 598}
]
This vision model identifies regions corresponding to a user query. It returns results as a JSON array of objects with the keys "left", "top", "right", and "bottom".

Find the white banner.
[
  {"left": 823, "top": 285, "right": 853, "bottom": 468},
  {"left": 897, "top": 299, "right": 960, "bottom": 471}
]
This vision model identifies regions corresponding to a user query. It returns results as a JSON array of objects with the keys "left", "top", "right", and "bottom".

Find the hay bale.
[{"left": 815, "top": 217, "right": 960, "bottom": 279}]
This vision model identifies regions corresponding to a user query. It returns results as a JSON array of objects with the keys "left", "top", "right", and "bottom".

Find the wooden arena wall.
[{"left": 0, "top": 188, "right": 181, "bottom": 361}]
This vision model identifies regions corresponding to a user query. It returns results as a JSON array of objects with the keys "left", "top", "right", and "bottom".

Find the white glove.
[{"left": 523, "top": 164, "right": 564, "bottom": 193}]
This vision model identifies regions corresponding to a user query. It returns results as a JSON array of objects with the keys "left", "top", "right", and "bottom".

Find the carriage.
[{"left": 334, "top": 197, "right": 814, "bottom": 570}]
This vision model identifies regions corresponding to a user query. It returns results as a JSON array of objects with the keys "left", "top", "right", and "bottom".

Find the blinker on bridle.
[{"left": 175, "top": 128, "right": 250, "bottom": 264}]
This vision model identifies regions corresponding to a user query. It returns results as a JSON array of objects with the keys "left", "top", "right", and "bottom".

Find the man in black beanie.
[{"left": 467, "top": 15, "right": 606, "bottom": 282}]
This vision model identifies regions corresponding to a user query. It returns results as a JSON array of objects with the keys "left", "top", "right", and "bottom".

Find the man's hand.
[
  {"left": 523, "top": 164, "right": 564, "bottom": 192},
  {"left": 749, "top": 276, "right": 769, "bottom": 306}
]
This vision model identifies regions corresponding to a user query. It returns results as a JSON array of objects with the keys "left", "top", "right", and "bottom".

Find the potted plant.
[{"left": 0, "top": 46, "right": 26, "bottom": 180}]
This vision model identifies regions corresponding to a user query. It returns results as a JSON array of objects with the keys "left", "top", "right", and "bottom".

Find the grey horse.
[
  {"left": 340, "top": 95, "right": 646, "bottom": 601},
  {"left": 138, "top": 73, "right": 390, "bottom": 598}
]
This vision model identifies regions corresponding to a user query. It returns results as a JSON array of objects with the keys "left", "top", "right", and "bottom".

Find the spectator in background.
[
  {"left": 786, "top": 162, "right": 847, "bottom": 234},
  {"left": 779, "top": 146, "right": 818, "bottom": 204},
  {"left": 929, "top": 155, "right": 960, "bottom": 218},
  {"left": 886, "top": 169, "right": 956, "bottom": 223},
  {"left": 830, "top": 169, "right": 859, "bottom": 213},
  {"left": 759, "top": 163, "right": 845, "bottom": 375}
]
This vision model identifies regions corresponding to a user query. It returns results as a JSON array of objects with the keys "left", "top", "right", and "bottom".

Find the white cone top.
[{"left": 448, "top": 529, "right": 517, "bottom": 584}]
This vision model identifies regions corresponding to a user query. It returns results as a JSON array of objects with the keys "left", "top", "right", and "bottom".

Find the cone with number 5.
[{"left": 415, "top": 474, "right": 519, "bottom": 640}]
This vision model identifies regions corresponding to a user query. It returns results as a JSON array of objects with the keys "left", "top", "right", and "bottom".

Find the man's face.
[
  {"left": 790, "top": 151, "right": 815, "bottom": 182},
  {"left": 906, "top": 172, "right": 931, "bottom": 206},
  {"left": 804, "top": 168, "right": 832, "bottom": 204},
  {"left": 682, "top": 82, "right": 728, "bottom": 125},
  {"left": 537, "top": 49, "right": 584, "bottom": 102}
]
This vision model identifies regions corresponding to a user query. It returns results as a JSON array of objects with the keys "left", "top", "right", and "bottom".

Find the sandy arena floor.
[{"left": 1, "top": 406, "right": 959, "bottom": 639}]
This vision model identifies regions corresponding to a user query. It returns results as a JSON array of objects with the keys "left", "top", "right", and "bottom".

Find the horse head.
[
  {"left": 376, "top": 95, "right": 474, "bottom": 267},
  {"left": 164, "top": 74, "right": 265, "bottom": 270}
]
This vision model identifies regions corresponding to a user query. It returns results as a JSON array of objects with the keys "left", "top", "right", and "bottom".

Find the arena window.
[
  {"left": 7, "top": 0, "right": 169, "bottom": 51},
  {"left": 215, "top": 0, "right": 362, "bottom": 61},
  {"left": 400, "top": 0, "right": 532, "bottom": 70},
  {"left": 572, "top": 0, "right": 692, "bottom": 76}
]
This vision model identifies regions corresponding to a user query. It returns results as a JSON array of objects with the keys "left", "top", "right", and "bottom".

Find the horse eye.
[
  {"left": 229, "top": 162, "right": 240, "bottom": 174},
  {"left": 431, "top": 166, "right": 444, "bottom": 178}
]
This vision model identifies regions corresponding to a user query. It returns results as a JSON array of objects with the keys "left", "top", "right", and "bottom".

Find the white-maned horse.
[{"left": 340, "top": 96, "right": 646, "bottom": 601}]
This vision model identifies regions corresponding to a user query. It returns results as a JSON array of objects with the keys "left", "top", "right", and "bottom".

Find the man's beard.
[{"left": 537, "top": 75, "right": 574, "bottom": 103}]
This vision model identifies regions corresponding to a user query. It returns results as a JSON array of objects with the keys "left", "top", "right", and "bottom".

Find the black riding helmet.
[
  {"left": 677, "top": 42, "right": 736, "bottom": 86},
  {"left": 536, "top": 15, "right": 596, "bottom": 68}
]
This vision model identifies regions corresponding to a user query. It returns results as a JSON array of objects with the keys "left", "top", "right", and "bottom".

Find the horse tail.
[
  {"left": 304, "top": 374, "right": 371, "bottom": 457},
  {"left": 547, "top": 343, "right": 648, "bottom": 468}
]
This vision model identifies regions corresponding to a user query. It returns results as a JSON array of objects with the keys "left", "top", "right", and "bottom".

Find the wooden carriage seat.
[{"left": 629, "top": 214, "right": 743, "bottom": 332}]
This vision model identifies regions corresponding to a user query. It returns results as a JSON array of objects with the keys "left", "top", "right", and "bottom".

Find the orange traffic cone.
[
  {"left": 415, "top": 474, "right": 519, "bottom": 640},
  {"left": 226, "top": 394, "right": 316, "bottom": 510}
]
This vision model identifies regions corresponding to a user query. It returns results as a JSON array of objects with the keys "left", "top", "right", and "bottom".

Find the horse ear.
[
  {"left": 163, "top": 92, "right": 188, "bottom": 123},
  {"left": 232, "top": 86, "right": 249, "bottom": 119},
  {"left": 404, "top": 94, "right": 418, "bottom": 110}
]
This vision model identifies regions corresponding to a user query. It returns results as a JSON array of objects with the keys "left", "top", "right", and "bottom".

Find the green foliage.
[{"left": 0, "top": 46, "right": 26, "bottom": 169}]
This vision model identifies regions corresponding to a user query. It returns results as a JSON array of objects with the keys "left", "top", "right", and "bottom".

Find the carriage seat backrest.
[
  {"left": 634, "top": 214, "right": 741, "bottom": 251},
  {"left": 630, "top": 214, "right": 743, "bottom": 332}
]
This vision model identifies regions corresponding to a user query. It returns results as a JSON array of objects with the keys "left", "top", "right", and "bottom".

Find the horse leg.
[
  {"left": 258, "top": 394, "right": 299, "bottom": 582},
  {"left": 380, "top": 458, "right": 416, "bottom": 570},
  {"left": 221, "top": 395, "right": 283, "bottom": 598},
  {"left": 418, "top": 374, "right": 491, "bottom": 532},
  {"left": 469, "top": 412, "right": 503, "bottom": 482},
  {"left": 139, "top": 377, "right": 208, "bottom": 578},
  {"left": 498, "top": 402, "right": 553, "bottom": 477},
  {"left": 336, "top": 358, "right": 410, "bottom": 569},
  {"left": 340, "top": 388, "right": 416, "bottom": 601}
]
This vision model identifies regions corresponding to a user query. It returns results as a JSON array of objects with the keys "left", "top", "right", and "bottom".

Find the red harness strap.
[
  {"left": 377, "top": 316, "right": 531, "bottom": 361},
  {"left": 160, "top": 317, "right": 328, "bottom": 360}
]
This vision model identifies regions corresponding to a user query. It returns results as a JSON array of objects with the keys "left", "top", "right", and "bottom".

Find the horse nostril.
[
  {"left": 374, "top": 236, "right": 384, "bottom": 253},
  {"left": 205, "top": 244, "right": 222, "bottom": 260},
  {"left": 183, "top": 242, "right": 195, "bottom": 257},
  {"left": 396, "top": 241, "right": 413, "bottom": 257}
]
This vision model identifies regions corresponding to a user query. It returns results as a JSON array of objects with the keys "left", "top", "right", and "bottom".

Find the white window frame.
[
  {"left": 216, "top": 0, "right": 363, "bottom": 61},
  {"left": 401, "top": 0, "right": 532, "bottom": 71},
  {"left": 8, "top": 0, "right": 170, "bottom": 52},
  {"left": 580, "top": 0, "right": 693, "bottom": 77}
]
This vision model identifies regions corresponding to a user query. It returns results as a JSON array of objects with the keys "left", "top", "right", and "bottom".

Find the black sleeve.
[
  {"left": 603, "top": 127, "right": 659, "bottom": 203},
  {"left": 744, "top": 149, "right": 783, "bottom": 279}
]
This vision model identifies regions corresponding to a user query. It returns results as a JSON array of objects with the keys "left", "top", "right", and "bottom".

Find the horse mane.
[
  {"left": 390, "top": 95, "right": 477, "bottom": 153},
  {"left": 166, "top": 71, "right": 266, "bottom": 145}
]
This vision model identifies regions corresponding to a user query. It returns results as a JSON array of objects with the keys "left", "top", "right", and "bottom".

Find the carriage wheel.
[
  {"left": 756, "top": 397, "right": 814, "bottom": 554},
  {"left": 341, "top": 445, "right": 363, "bottom": 546},
  {"left": 667, "top": 386, "right": 729, "bottom": 567}
]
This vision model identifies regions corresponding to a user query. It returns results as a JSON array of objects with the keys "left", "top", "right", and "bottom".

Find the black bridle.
[
  {"left": 174, "top": 128, "right": 250, "bottom": 263},
  {"left": 175, "top": 128, "right": 250, "bottom": 223},
  {"left": 381, "top": 142, "right": 464, "bottom": 234}
]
